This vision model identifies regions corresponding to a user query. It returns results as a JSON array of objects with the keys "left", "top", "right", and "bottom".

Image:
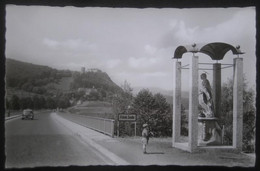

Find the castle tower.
[{"left": 81, "top": 67, "right": 85, "bottom": 74}]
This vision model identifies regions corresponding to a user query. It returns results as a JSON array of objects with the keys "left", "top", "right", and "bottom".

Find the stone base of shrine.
[
  {"left": 173, "top": 142, "right": 241, "bottom": 153},
  {"left": 198, "top": 117, "right": 222, "bottom": 146}
]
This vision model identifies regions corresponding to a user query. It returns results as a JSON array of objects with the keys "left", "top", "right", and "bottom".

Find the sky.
[{"left": 5, "top": 5, "right": 256, "bottom": 91}]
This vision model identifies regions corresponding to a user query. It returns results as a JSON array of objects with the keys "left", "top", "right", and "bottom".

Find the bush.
[
  {"left": 131, "top": 89, "right": 172, "bottom": 137},
  {"left": 220, "top": 78, "right": 256, "bottom": 152}
]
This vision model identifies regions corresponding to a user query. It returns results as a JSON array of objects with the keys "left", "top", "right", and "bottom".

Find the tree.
[
  {"left": 33, "top": 95, "right": 41, "bottom": 110},
  {"left": 10, "top": 95, "right": 20, "bottom": 110},
  {"left": 131, "top": 89, "right": 172, "bottom": 137},
  {"left": 5, "top": 98, "right": 10, "bottom": 110},
  {"left": 24, "top": 97, "right": 33, "bottom": 109},
  {"left": 46, "top": 97, "right": 56, "bottom": 109},
  {"left": 57, "top": 96, "right": 70, "bottom": 109},
  {"left": 242, "top": 86, "right": 256, "bottom": 152},
  {"left": 100, "top": 88, "right": 106, "bottom": 99},
  {"left": 19, "top": 97, "right": 35, "bottom": 109},
  {"left": 152, "top": 93, "right": 172, "bottom": 136},
  {"left": 112, "top": 80, "right": 133, "bottom": 115},
  {"left": 131, "top": 89, "right": 154, "bottom": 124},
  {"left": 181, "top": 104, "right": 188, "bottom": 136},
  {"left": 89, "top": 90, "right": 99, "bottom": 101},
  {"left": 39, "top": 96, "right": 46, "bottom": 109},
  {"left": 111, "top": 80, "right": 133, "bottom": 136},
  {"left": 220, "top": 77, "right": 256, "bottom": 152},
  {"left": 19, "top": 97, "right": 28, "bottom": 110}
]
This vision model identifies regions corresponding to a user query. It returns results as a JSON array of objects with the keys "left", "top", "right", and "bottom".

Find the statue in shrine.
[
  {"left": 199, "top": 73, "right": 214, "bottom": 118},
  {"left": 198, "top": 73, "right": 222, "bottom": 145}
]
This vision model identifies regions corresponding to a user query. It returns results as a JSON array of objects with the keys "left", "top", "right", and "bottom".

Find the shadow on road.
[
  {"left": 21, "top": 118, "right": 39, "bottom": 121},
  {"left": 146, "top": 152, "right": 164, "bottom": 155}
]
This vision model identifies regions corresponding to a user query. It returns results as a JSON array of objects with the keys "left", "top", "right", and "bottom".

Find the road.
[
  {"left": 5, "top": 111, "right": 114, "bottom": 168},
  {"left": 5, "top": 111, "right": 255, "bottom": 167}
]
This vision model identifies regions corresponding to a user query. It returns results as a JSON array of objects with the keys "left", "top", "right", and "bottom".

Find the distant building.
[
  {"left": 77, "top": 87, "right": 97, "bottom": 96},
  {"left": 85, "top": 88, "right": 92, "bottom": 96},
  {"left": 77, "top": 100, "right": 82, "bottom": 105},
  {"left": 81, "top": 67, "right": 85, "bottom": 74},
  {"left": 77, "top": 88, "right": 85, "bottom": 92},
  {"left": 80, "top": 67, "right": 101, "bottom": 74},
  {"left": 87, "top": 68, "right": 101, "bottom": 73}
]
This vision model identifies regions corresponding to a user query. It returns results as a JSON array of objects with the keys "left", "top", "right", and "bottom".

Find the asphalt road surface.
[{"left": 5, "top": 111, "right": 114, "bottom": 168}]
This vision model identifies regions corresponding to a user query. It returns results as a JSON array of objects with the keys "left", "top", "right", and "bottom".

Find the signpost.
[
  {"left": 118, "top": 114, "right": 136, "bottom": 121},
  {"left": 118, "top": 113, "right": 137, "bottom": 137}
]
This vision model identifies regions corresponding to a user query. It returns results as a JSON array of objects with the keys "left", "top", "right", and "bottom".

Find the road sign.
[{"left": 118, "top": 114, "right": 136, "bottom": 121}]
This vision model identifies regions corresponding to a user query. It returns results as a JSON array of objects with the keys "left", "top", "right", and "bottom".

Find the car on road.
[{"left": 22, "top": 109, "right": 34, "bottom": 120}]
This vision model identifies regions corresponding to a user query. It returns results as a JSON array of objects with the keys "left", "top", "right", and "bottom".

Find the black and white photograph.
[{"left": 3, "top": 1, "right": 257, "bottom": 168}]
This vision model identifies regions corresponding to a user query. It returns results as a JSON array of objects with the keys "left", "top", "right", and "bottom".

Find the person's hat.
[{"left": 143, "top": 123, "right": 148, "bottom": 128}]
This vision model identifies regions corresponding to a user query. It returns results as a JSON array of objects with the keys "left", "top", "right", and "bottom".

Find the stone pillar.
[
  {"left": 233, "top": 58, "right": 243, "bottom": 151},
  {"left": 172, "top": 60, "right": 181, "bottom": 146},
  {"left": 188, "top": 56, "right": 199, "bottom": 152},
  {"left": 213, "top": 63, "right": 221, "bottom": 118}
]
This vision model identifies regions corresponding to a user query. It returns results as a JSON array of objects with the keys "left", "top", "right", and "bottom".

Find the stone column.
[
  {"left": 233, "top": 58, "right": 243, "bottom": 151},
  {"left": 188, "top": 56, "right": 199, "bottom": 152},
  {"left": 172, "top": 60, "right": 181, "bottom": 146},
  {"left": 213, "top": 63, "right": 221, "bottom": 118}
]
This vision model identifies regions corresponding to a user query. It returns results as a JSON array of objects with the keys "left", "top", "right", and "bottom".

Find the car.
[{"left": 22, "top": 109, "right": 34, "bottom": 120}]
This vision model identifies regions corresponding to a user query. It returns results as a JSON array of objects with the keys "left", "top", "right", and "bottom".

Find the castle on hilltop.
[{"left": 81, "top": 67, "right": 101, "bottom": 74}]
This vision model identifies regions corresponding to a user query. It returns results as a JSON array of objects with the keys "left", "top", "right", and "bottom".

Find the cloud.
[
  {"left": 162, "top": 8, "right": 255, "bottom": 49},
  {"left": 114, "top": 71, "right": 171, "bottom": 90},
  {"left": 202, "top": 9, "right": 255, "bottom": 44},
  {"left": 169, "top": 19, "right": 178, "bottom": 28},
  {"left": 116, "top": 71, "right": 168, "bottom": 79},
  {"left": 174, "top": 21, "right": 199, "bottom": 43},
  {"left": 160, "top": 20, "right": 199, "bottom": 48},
  {"left": 106, "top": 59, "right": 122, "bottom": 68},
  {"left": 64, "top": 39, "right": 82, "bottom": 50},
  {"left": 43, "top": 38, "right": 59, "bottom": 48},
  {"left": 6, "top": 6, "right": 255, "bottom": 91},
  {"left": 128, "top": 56, "right": 161, "bottom": 69},
  {"left": 43, "top": 38, "right": 97, "bottom": 51},
  {"left": 174, "top": 9, "right": 254, "bottom": 45},
  {"left": 144, "top": 44, "right": 157, "bottom": 55},
  {"left": 142, "top": 72, "right": 168, "bottom": 77}
]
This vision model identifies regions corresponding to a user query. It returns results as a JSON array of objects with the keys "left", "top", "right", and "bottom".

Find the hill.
[
  {"left": 5, "top": 58, "right": 122, "bottom": 100},
  {"left": 6, "top": 58, "right": 55, "bottom": 80},
  {"left": 5, "top": 58, "right": 123, "bottom": 110},
  {"left": 5, "top": 58, "right": 71, "bottom": 95},
  {"left": 70, "top": 70, "right": 122, "bottom": 93}
]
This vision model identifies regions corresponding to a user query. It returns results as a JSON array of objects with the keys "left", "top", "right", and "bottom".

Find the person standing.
[{"left": 142, "top": 123, "right": 150, "bottom": 154}]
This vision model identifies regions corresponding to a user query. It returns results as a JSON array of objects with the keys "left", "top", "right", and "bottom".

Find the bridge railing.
[{"left": 59, "top": 112, "right": 115, "bottom": 137}]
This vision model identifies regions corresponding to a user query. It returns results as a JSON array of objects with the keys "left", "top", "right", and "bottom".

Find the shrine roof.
[{"left": 173, "top": 42, "right": 244, "bottom": 60}]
